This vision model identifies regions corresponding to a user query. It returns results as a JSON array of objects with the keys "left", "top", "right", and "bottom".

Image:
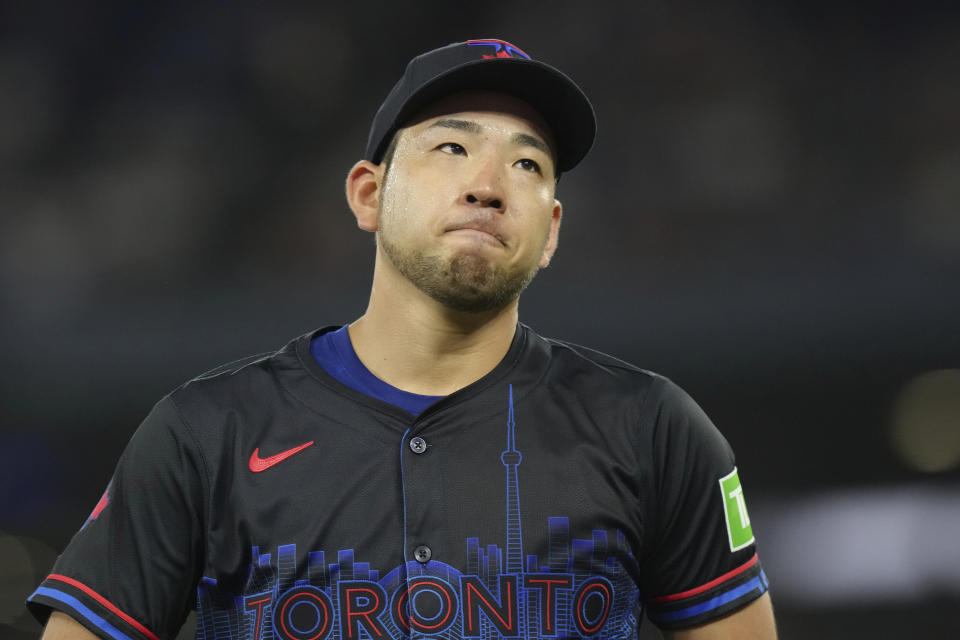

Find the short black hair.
[{"left": 379, "top": 131, "right": 401, "bottom": 181}]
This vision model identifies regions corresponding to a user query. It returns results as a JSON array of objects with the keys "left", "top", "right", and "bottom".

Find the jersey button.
[
  {"left": 409, "top": 436, "right": 428, "bottom": 454},
  {"left": 413, "top": 545, "right": 432, "bottom": 564}
]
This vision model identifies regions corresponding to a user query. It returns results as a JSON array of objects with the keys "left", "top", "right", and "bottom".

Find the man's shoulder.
[
  {"left": 524, "top": 325, "right": 670, "bottom": 393},
  {"left": 165, "top": 329, "right": 315, "bottom": 409},
  {"left": 527, "top": 326, "right": 655, "bottom": 375}
]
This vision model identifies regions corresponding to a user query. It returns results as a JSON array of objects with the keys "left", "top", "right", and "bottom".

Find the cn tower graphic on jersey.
[
  {"left": 195, "top": 385, "right": 640, "bottom": 640},
  {"left": 502, "top": 384, "right": 524, "bottom": 576}
]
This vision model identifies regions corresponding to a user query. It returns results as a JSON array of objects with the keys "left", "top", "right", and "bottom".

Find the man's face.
[{"left": 375, "top": 91, "right": 562, "bottom": 313}]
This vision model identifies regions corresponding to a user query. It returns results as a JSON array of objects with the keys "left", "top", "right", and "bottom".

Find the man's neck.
[{"left": 348, "top": 266, "right": 519, "bottom": 397}]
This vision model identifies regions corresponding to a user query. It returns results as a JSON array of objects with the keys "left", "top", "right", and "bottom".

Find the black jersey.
[{"left": 28, "top": 324, "right": 768, "bottom": 640}]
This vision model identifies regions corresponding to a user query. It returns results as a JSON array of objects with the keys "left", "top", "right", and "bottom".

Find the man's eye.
[
  {"left": 515, "top": 158, "right": 541, "bottom": 174},
  {"left": 437, "top": 142, "right": 466, "bottom": 155}
]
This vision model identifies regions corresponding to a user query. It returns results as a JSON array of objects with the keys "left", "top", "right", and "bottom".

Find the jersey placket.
[
  {"left": 400, "top": 415, "right": 449, "bottom": 561},
  {"left": 397, "top": 413, "right": 456, "bottom": 638}
]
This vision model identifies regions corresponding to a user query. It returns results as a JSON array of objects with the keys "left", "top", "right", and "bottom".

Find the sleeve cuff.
[
  {"left": 645, "top": 554, "right": 770, "bottom": 629},
  {"left": 26, "top": 574, "right": 160, "bottom": 640}
]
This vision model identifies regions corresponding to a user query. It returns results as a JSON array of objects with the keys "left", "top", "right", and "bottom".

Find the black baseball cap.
[{"left": 364, "top": 39, "right": 596, "bottom": 175}]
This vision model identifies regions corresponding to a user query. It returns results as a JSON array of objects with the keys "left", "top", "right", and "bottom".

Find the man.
[{"left": 29, "top": 39, "right": 776, "bottom": 640}]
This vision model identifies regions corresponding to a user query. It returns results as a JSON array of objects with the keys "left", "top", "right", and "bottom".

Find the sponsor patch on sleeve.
[{"left": 719, "top": 467, "right": 755, "bottom": 552}]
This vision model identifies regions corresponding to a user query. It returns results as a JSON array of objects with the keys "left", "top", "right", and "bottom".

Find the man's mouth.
[{"left": 445, "top": 219, "right": 506, "bottom": 246}]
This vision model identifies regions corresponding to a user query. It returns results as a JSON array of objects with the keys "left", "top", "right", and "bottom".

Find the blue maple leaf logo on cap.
[{"left": 466, "top": 39, "right": 531, "bottom": 59}]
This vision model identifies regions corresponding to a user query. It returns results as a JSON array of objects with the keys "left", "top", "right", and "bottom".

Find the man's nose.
[
  {"left": 459, "top": 164, "right": 506, "bottom": 211},
  {"left": 463, "top": 190, "right": 503, "bottom": 210}
]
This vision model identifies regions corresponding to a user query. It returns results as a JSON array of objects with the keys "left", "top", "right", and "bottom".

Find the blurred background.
[{"left": 1, "top": 1, "right": 958, "bottom": 638}]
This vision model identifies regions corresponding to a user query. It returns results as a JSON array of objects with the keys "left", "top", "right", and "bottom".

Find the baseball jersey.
[{"left": 28, "top": 323, "right": 768, "bottom": 640}]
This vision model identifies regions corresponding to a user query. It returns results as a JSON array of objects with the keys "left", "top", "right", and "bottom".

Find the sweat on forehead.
[{"left": 399, "top": 91, "right": 558, "bottom": 160}]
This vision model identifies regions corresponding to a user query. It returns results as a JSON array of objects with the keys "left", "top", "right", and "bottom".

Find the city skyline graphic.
[{"left": 196, "top": 386, "right": 640, "bottom": 640}]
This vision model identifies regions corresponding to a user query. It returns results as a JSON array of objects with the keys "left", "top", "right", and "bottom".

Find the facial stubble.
[{"left": 377, "top": 206, "right": 546, "bottom": 314}]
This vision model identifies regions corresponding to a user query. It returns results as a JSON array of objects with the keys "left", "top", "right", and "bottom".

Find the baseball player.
[{"left": 28, "top": 39, "right": 777, "bottom": 640}]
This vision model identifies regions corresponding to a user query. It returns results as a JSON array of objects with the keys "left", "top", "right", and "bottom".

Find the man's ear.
[
  {"left": 539, "top": 199, "right": 563, "bottom": 268},
  {"left": 345, "top": 160, "right": 382, "bottom": 231}
]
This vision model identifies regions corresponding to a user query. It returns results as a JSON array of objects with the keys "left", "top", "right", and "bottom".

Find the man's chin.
[
  {"left": 424, "top": 256, "right": 537, "bottom": 314},
  {"left": 381, "top": 238, "right": 536, "bottom": 313}
]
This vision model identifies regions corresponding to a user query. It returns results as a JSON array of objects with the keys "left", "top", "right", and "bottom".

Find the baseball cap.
[{"left": 364, "top": 39, "right": 596, "bottom": 175}]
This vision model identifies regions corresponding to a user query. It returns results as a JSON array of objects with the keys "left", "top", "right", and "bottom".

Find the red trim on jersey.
[
  {"left": 46, "top": 574, "right": 161, "bottom": 640},
  {"left": 649, "top": 553, "right": 759, "bottom": 604},
  {"left": 89, "top": 489, "right": 110, "bottom": 520}
]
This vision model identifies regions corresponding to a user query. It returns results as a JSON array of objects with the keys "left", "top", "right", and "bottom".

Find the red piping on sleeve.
[
  {"left": 649, "top": 553, "right": 759, "bottom": 604},
  {"left": 46, "top": 574, "right": 161, "bottom": 640}
]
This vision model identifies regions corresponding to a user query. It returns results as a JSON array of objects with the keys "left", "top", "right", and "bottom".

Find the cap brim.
[{"left": 378, "top": 58, "right": 596, "bottom": 174}]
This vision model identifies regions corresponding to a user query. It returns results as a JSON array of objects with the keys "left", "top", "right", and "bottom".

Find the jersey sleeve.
[
  {"left": 26, "top": 396, "right": 207, "bottom": 640},
  {"left": 638, "top": 377, "right": 769, "bottom": 630}
]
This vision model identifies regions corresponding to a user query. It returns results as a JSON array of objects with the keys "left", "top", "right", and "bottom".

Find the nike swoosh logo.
[{"left": 249, "top": 441, "right": 315, "bottom": 473}]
